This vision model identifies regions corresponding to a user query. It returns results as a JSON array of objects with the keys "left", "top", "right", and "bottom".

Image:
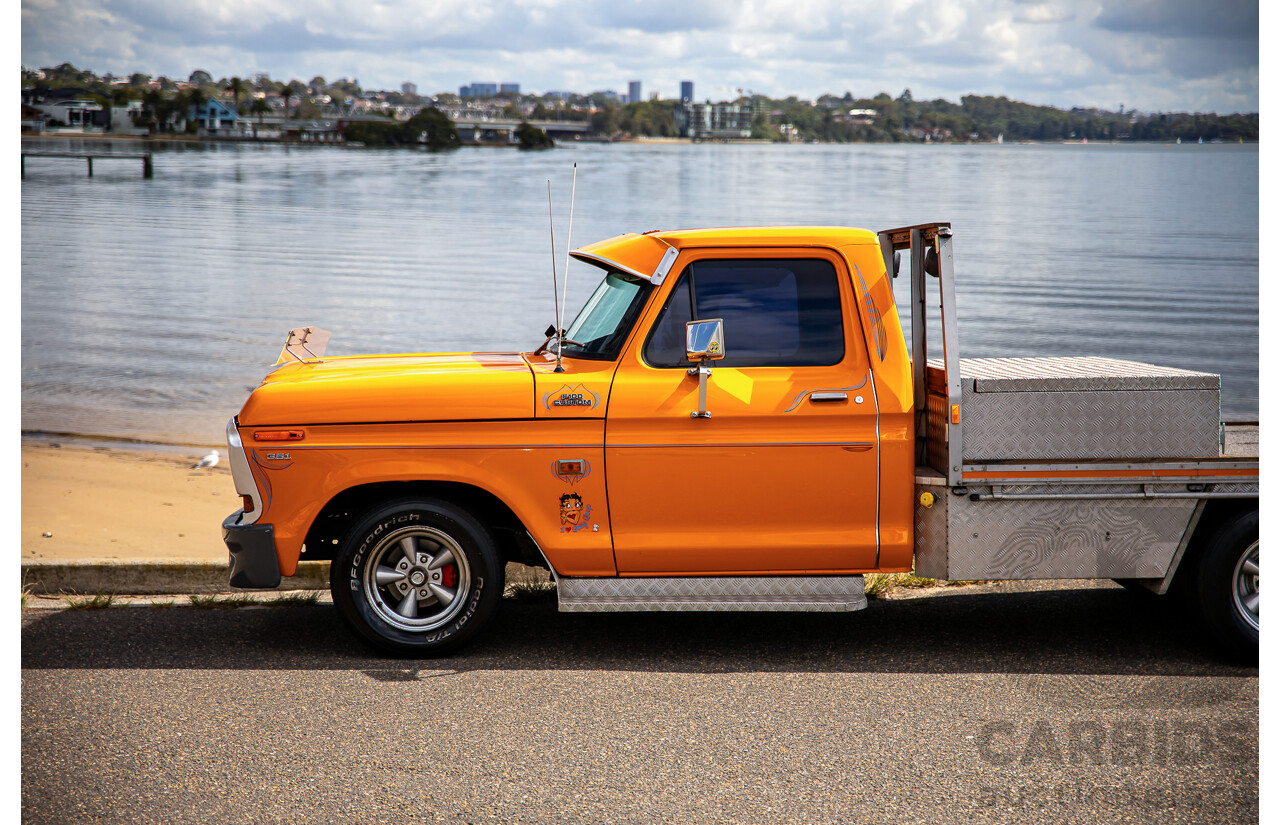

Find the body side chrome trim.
[
  {"left": 868, "top": 369, "right": 881, "bottom": 568},
  {"left": 524, "top": 531, "right": 561, "bottom": 582},
  {"left": 227, "top": 418, "right": 264, "bottom": 525}
]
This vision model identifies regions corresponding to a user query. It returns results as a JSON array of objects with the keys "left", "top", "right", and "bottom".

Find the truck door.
[{"left": 605, "top": 248, "right": 880, "bottom": 574}]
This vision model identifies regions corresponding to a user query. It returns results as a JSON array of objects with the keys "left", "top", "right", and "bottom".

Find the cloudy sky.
[{"left": 21, "top": 0, "right": 1259, "bottom": 113}]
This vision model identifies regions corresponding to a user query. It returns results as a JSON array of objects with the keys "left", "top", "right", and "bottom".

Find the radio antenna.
[
  {"left": 547, "top": 180, "right": 564, "bottom": 373},
  {"left": 559, "top": 162, "right": 577, "bottom": 341}
]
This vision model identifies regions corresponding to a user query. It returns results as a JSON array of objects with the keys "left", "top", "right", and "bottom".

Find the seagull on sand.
[{"left": 192, "top": 449, "right": 220, "bottom": 469}]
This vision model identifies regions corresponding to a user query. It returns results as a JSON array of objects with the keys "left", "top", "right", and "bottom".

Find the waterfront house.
[
  {"left": 188, "top": 97, "right": 239, "bottom": 134},
  {"left": 26, "top": 87, "right": 108, "bottom": 132},
  {"left": 36, "top": 98, "right": 106, "bottom": 132}
]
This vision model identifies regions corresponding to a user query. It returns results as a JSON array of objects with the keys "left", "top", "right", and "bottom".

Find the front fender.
[{"left": 241, "top": 420, "right": 615, "bottom": 577}]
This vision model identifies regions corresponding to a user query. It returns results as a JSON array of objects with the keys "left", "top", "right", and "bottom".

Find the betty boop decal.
[{"left": 559, "top": 492, "right": 594, "bottom": 532}]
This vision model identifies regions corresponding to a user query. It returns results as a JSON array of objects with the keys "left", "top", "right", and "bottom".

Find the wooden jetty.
[{"left": 22, "top": 152, "right": 154, "bottom": 179}]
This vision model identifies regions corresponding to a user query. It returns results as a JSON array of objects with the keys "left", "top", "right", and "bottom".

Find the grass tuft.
[
  {"left": 504, "top": 565, "right": 557, "bottom": 602},
  {"left": 189, "top": 593, "right": 257, "bottom": 609},
  {"left": 268, "top": 591, "right": 321, "bottom": 606},
  {"left": 189, "top": 592, "right": 321, "bottom": 608},
  {"left": 62, "top": 592, "right": 117, "bottom": 609},
  {"left": 863, "top": 572, "right": 941, "bottom": 600}
]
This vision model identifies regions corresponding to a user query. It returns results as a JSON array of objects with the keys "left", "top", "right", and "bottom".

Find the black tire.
[
  {"left": 1189, "top": 509, "right": 1258, "bottom": 662},
  {"left": 331, "top": 497, "right": 504, "bottom": 657}
]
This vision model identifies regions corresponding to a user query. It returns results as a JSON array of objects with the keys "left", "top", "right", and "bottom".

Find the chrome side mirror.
[
  {"left": 686, "top": 318, "right": 725, "bottom": 362},
  {"left": 685, "top": 319, "right": 724, "bottom": 418}
]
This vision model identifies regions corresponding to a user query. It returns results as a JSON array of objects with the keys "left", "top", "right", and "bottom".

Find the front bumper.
[{"left": 223, "top": 510, "right": 281, "bottom": 589}]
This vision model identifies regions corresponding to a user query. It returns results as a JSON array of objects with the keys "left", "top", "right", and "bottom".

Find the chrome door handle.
[{"left": 809, "top": 392, "right": 848, "bottom": 402}]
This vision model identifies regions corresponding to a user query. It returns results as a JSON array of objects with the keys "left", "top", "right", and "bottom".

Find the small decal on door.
[{"left": 559, "top": 493, "right": 594, "bottom": 532}]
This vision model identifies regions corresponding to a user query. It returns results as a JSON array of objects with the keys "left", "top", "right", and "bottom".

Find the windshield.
[{"left": 559, "top": 270, "right": 651, "bottom": 360}]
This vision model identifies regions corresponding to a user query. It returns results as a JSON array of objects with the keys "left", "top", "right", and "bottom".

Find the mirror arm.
[{"left": 688, "top": 363, "right": 712, "bottom": 418}]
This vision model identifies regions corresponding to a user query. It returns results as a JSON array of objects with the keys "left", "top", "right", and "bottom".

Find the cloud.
[
  {"left": 20, "top": 0, "right": 1258, "bottom": 112},
  {"left": 1094, "top": 0, "right": 1257, "bottom": 41}
]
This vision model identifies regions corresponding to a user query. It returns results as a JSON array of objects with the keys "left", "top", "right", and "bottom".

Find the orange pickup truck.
[{"left": 221, "top": 224, "right": 1258, "bottom": 658}]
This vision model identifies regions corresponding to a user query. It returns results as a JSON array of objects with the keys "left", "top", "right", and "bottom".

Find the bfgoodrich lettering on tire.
[{"left": 331, "top": 498, "right": 503, "bottom": 656}]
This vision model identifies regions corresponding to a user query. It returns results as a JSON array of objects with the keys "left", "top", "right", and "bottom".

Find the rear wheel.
[
  {"left": 331, "top": 498, "right": 503, "bottom": 657},
  {"left": 1190, "top": 509, "right": 1258, "bottom": 662}
]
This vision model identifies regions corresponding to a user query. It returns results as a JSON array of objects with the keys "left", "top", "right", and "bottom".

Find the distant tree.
[
  {"left": 228, "top": 77, "right": 247, "bottom": 113},
  {"left": 590, "top": 105, "right": 619, "bottom": 137},
  {"left": 344, "top": 107, "right": 460, "bottom": 149},
  {"left": 140, "top": 88, "right": 164, "bottom": 132},
  {"left": 185, "top": 86, "right": 207, "bottom": 133},
  {"left": 189, "top": 69, "right": 213, "bottom": 86},
  {"left": 249, "top": 97, "right": 270, "bottom": 137},
  {"left": 279, "top": 84, "right": 294, "bottom": 119},
  {"left": 129, "top": 72, "right": 150, "bottom": 87},
  {"left": 309, "top": 75, "right": 327, "bottom": 94},
  {"left": 515, "top": 121, "right": 554, "bottom": 149},
  {"left": 408, "top": 107, "right": 461, "bottom": 149},
  {"left": 297, "top": 98, "right": 323, "bottom": 119}
]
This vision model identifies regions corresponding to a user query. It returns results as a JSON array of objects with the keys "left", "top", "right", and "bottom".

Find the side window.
[{"left": 643, "top": 258, "right": 844, "bottom": 368}]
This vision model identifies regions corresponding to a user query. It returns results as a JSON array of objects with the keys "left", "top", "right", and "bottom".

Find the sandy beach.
[{"left": 22, "top": 443, "right": 235, "bottom": 562}]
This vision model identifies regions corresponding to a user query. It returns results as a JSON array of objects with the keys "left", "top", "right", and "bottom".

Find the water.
[{"left": 21, "top": 140, "right": 1258, "bottom": 447}]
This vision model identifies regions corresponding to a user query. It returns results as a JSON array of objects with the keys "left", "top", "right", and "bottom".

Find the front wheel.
[
  {"left": 1190, "top": 509, "right": 1258, "bottom": 662},
  {"left": 331, "top": 498, "right": 504, "bottom": 657}
]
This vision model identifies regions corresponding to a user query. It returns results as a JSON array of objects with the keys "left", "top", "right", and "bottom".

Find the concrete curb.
[{"left": 21, "top": 559, "right": 331, "bottom": 595}]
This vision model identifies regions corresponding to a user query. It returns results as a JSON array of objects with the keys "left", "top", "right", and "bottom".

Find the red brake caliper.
[{"left": 440, "top": 564, "right": 458, "bottom": 588}]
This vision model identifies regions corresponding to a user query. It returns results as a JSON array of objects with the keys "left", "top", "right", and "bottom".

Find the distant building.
[
  {"left": 844, "top": 108, "right": 877, "bottom": 125},
  {"left": 30, "top": 90, "right": 108, "bottom": 132},
  {"left": 460, "top": 83, "right": 499, "bottom": 98},
  {"left": 674, "top": 99, "right": 756, "bottom": 140},
  {"left": 680, "top": 81, "right": 694, "bottom": 104},
  {"left": 499, "top": 83, "right": 520, "bottom": 95},
  {"left": 187, "top": 97, "right": 239, "bottom": 134},
  {"left": 402, "top": 82, "right": 417, "bottom": 96},
  {"left": 628, "top": 81, "right": 641, "bottom": 105}
]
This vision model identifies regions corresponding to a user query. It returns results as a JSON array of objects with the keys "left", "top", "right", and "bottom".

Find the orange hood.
[{"left": 237, "top": 352, "right": 533, "bottom": 426}]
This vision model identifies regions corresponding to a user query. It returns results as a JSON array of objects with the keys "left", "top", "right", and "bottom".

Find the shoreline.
[
  {"left": 22, "top": 132, "right": 1257, "bottom": 148},
  {"left": 22, "top": 442, "right": 234, "bottom": 563},
  {"left": 22, "top": 429, "right": 222, "bottom": 457}
]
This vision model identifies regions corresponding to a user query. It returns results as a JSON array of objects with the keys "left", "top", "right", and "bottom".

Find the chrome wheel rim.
[
  {"left": 1231, "top": 540, "right": 1259, "bottom": 631},
  {"left": 362, "top": 526, "right": 470, "bottom": 633}
]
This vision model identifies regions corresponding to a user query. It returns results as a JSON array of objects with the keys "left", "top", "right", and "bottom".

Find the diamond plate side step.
[{"left": 556, "top": 576, "right": 867, "bottom": 613}]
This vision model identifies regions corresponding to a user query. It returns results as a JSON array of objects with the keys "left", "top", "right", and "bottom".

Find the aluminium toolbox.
[{"left": 925, "top": 356, "right": 1221, "bottom": 462}]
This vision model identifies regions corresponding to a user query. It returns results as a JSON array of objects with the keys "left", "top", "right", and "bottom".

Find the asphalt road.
[{"left": 23, "top": 581, "right": 1258, "bottom": 824}]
